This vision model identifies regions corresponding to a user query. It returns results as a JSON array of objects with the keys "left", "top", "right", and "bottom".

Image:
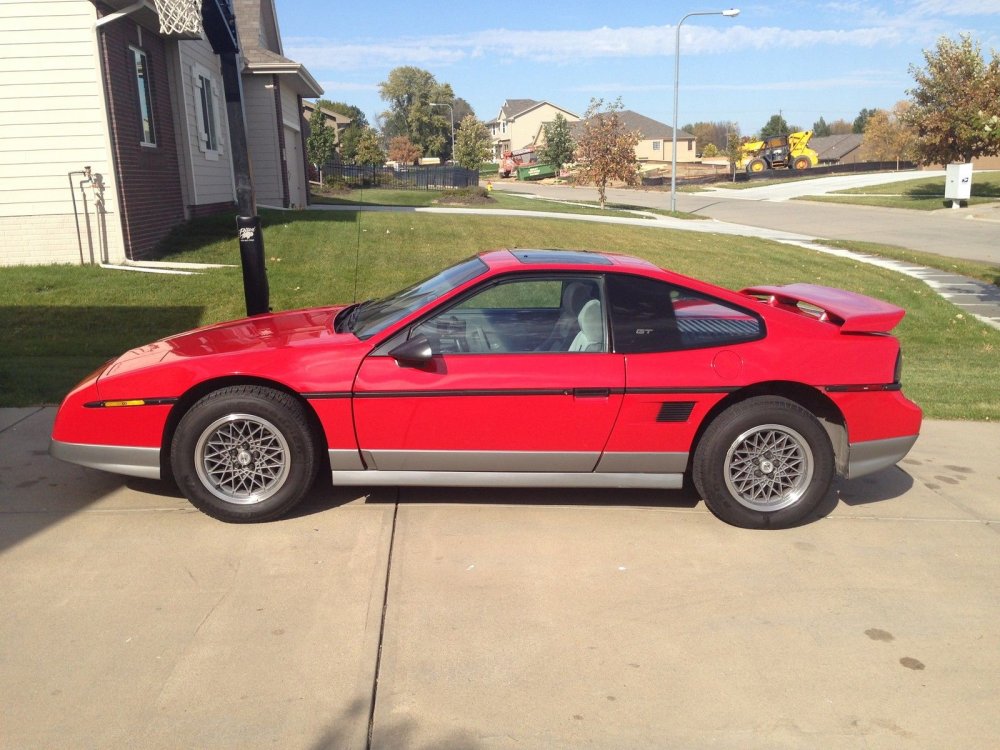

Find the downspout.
[{"left": 68, "top": 167, "right": 91, "bottom": 265}]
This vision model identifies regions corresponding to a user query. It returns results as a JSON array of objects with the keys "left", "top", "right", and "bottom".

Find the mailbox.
[{"left": 945, "top": 163, "right": 973, "bottom": 206}]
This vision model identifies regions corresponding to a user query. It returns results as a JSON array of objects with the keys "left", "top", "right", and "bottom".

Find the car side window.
[
  {"left": 412, "top": 277, "right": 606, "bottom": 354},
  {"left": 607, "top": 274, "right": 762, "bottom": 353}
]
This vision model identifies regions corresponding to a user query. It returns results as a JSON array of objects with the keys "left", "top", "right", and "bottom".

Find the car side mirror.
[{"left": 389, "top": 334, "right": 435, "bottom": 366}]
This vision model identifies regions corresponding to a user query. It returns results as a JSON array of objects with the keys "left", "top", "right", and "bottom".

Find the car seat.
[
  {"left": 569, "top": 299, "right": 604, "bottom": 352},
  {"left": 536, "top": 281, "right": 595, "bottom": 351}
]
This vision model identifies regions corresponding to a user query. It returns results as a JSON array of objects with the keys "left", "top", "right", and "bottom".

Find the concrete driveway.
[{"left": 3, "top": 408, "right": 999, "bottom": 749}]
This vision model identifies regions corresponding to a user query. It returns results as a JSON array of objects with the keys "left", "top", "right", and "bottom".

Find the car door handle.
[{"left": 573, "top": 388, "right": 610, "bottom": 398}]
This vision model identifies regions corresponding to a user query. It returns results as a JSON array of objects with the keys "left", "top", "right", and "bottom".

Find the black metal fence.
[
  {"left": 320, "top": 164, "right": 480, "bottom": 190},
  {"left": 641, "top": 160, "right": 921, "bottom": 186}
]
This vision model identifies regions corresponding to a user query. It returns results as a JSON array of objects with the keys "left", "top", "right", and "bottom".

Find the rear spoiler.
[{"left": 740, "top": 283, "right": 905, "bottom": 333}]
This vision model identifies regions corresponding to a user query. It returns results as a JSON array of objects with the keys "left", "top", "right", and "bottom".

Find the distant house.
[
  {"left": 232, "top": 0, "right": 323, "bottom": 209},
  {"left": 0, "top": 0, "right": 319, "bottom": 267},
  {"left": 810, "top": 134, "right": 864, "bottom": 165},
  {"left": 564, "top": 110, "right": 696, "bottom": 164},
  {"left": 489, "top": 99, "right": 579, "bottom": 160},
  {"left": 301, "top": 101, "right": 352, "bottom": 143}
]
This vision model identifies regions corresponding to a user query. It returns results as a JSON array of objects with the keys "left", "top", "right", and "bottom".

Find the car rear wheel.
[
  {"left": 171, "top": 386, "right": 318, "bottom": 522},
  {"left": 693, "top": 397, "right": 834, "bottom": 529}
]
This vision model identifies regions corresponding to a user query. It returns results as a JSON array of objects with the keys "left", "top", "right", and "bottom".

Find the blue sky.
[{"left": 279, "top": 0, "right": 1000, "bottom": 135}]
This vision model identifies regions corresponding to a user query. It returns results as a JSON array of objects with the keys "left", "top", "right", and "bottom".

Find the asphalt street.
[{"left": 492, "top": 172, "right": 1000, "bottom": 266}]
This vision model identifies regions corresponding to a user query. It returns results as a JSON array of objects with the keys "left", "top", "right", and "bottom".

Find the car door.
[
  {"left": 352, "top": 275, "right": 625, "bottom": 473},
  {"left": 598, "top": 273, "right": 765, "bottom": 472}
]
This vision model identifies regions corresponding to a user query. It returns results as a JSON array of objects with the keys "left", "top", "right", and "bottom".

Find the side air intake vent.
[{"left": 656, "top": 401, "right": 695, "bottom": 423}]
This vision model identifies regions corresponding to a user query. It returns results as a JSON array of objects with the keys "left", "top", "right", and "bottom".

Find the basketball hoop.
[{"left": 154, "top": 0, "right": 203, "bottom": 38}]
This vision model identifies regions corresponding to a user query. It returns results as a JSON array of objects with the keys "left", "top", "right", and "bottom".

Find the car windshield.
[{"left": 347, "top": 256, "right": 489, "bottom": 340}]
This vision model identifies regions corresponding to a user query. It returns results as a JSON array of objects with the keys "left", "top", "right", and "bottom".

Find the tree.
[
  {"left": 378, "top": 66, "right": 454, "bottom": 160},
  {"left": 759, "top": 113, "right": 799, "bottom": 137},
  {"left": 306, "top": 107, "right": 336, "bottom": 182},
  {"left": 538, "top": 113, "right": 576, "bottom": 172},
  {"left": 315, "top": 99, "right": 369, "bottom": 163},
  {"left": 575, "top": 98, "right": 640, "bottom": 209},
  {"left": 701, "top": 143, "right": 719, "bottom": 157},
  {"left": 812, "top": 117, "right": 831, "bottom": 137},
  {"left": 453, "top": 116, "right": 492, "bottom": 171},
  {"left": 725, "top": 130, "right": 744, "bottom": 182},
  {"left": 828, "top": 119, "right": 854, "bottom": 135},
  {"left": 860, "top": 101, "right": 919, "bottom": 168},
  {"left": 681, "top": 121, "right": 739, "bottom": 152},
  {"left": 354, "top": 128, "right": 385, "bottom": 166},
  {"left": 388, "top": 135, "right": 422, "bottom": 165},
  {"left": 452, "top": 98, "right": 475, "bottom": 126},
  {"left": 903, "top": 33, "right": 1000, "bottom": 164},
  {"left": 853, "top": 107, "right": 878, "bottom": 134}
]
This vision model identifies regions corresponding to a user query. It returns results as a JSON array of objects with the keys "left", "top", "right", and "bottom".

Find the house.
[
  {"left": 301, "top": 101, "right": 352, "bottom": 138},
  {"left": 809, "top": 133, "right": 864, "bottom": 165},
  {"left": 563, "top": 110, "right": 697, "bottom": 164},
  {"left": 232, "top": 0, "right": 322, "bottom": 209},
  {"left": 0, "top": 0, "right": 319, "bottom": 267},
  {"left": 489, "top": 99, "right": 579, "bottom": 160}
]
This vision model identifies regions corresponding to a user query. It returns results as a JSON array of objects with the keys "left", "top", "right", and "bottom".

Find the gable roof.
[
  {"left": 570, "top": 110, "right": 694, "bottom": 141},
  {"left": 500, "top": 99, "right": 541, "bottom": 119},
  {"left": 809, "top": 133, "right": 863, "bottom": 161},
  {"left": 232, "top": 0, "right": 322, "bottom": 97}
]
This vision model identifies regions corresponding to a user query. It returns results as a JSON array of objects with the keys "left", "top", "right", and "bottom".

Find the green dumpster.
[{"left": 516, "top": 163, "right": 557, "bottom": 181}]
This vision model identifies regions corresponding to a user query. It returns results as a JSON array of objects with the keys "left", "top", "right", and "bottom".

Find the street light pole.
[
  {"left": 671, "top": 8, "right": 740, "bottom": 213},
  {"left": 431, "top": 102, "right": 455, "bottom": 162}
]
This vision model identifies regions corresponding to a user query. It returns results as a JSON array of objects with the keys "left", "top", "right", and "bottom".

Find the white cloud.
[
  {"left": 316, "top": 81, "right": 379, "bottom": 93},
  {"left": 286, "top": 21, "right": 904, "bottom": 71},
  {"left": 570, "top": 72, "right": 906, "bottom": 94},
  {"left": 912, "top": 0, "right": 1000, "bottom": 16}
]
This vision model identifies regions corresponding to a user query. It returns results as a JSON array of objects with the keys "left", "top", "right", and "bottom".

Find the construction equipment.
[
  {"left": 499, "top": 147, "right": 537, "bottom": 177},
  {"left": 737, "top": 130, "right": 818, "bottom": 174}
]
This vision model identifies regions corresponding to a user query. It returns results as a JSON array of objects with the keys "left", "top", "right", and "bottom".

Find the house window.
[
  {"left": 131, "top": 47, "right": 155, "bottom": 146},
  {"left": 192, "top": 65, "right": 223, "bottom": 158},
  {"left": 198, "top": 75, "right": 218, "bottom": 150},
  {"left": 653, "top": 141, "right": 661, "bottom": 151},
  {"left": 688, "top": 140, "right": 693, "bottom": 151}
]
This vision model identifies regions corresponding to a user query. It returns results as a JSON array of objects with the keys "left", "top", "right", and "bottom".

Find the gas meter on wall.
[{"left": 945, "top": 163, "right": 973, "bottom": 207}]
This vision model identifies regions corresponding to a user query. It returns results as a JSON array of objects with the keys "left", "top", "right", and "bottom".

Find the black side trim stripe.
[
  {"left": 626, "top": 387, "right": 739, "bottom": 395},
  {"left": 310, "top": 387, "right": 739, "bottom": 400},
  {"left": 824, "top": 383, "right": 902, "bottom": 393},
  {"left": 83, "top": 398, "right": 179, "bottom": 409}
]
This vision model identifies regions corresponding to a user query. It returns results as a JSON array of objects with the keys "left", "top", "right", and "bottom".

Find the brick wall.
[
  {"left": 97, "top": 9, "right": 185, "bottom": 260},
  {"left": 187, "top": 201, "right": 237, "bottom": 219}
]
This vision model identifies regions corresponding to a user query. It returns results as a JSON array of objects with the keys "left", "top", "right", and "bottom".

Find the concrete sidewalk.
[{"left": 3, "top": 408, "right": 1000, "bottom": 748}]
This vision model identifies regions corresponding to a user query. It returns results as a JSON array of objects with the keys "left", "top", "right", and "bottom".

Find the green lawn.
[
  {"left": 1, "top": 208, "right": 997, "bottom": 420},
  {"left": 799, "top": 173, "right": 1000, "bottom": 210}
]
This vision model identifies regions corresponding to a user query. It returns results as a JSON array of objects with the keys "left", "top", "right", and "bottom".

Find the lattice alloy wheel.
[
  {"left": 171, "top": 386, "right": 319, "bottom": 522},
  {"left": 693, "top": 396, "right": 834, "bottom": 529},
  {"left": 723, "top": 424, "right": 813, "bottom": 512},
  {"left": 195, "top": 414, "right": 291, "bottom": 505}
]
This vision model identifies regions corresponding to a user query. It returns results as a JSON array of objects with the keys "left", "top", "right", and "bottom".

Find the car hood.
[{"left": 103, "top": 306, "right": 347, "bottom": 378}]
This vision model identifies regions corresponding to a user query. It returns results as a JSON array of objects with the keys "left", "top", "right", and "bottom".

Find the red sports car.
[{"left": 50, "top": 250, "right": 921, "bottom": 528}]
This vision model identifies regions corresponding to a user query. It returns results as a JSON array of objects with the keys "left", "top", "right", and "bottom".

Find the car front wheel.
[
  {"left": 693, "top": 397, "right": 834, "bottom": 529},
  {"left": 171, "top": 386, "right": 318, "bottom": 522}
]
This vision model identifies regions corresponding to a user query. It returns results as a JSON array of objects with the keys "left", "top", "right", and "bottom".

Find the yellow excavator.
[{"left": 737, "top": 130, "right": 819, "bottom": 173}]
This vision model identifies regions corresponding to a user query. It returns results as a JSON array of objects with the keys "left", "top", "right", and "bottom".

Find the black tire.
[
  {"left": 792, "top": 156, "right": 812, "bottom": 170},
  {"left": 171, "top": 386, "right": 319, "bottom": 522},
  {"left": 692, "top": 397, "right": 834, "bottom": 529},
  {"left": 746, "top": 158, "right": 767, "bottom": 174}
]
